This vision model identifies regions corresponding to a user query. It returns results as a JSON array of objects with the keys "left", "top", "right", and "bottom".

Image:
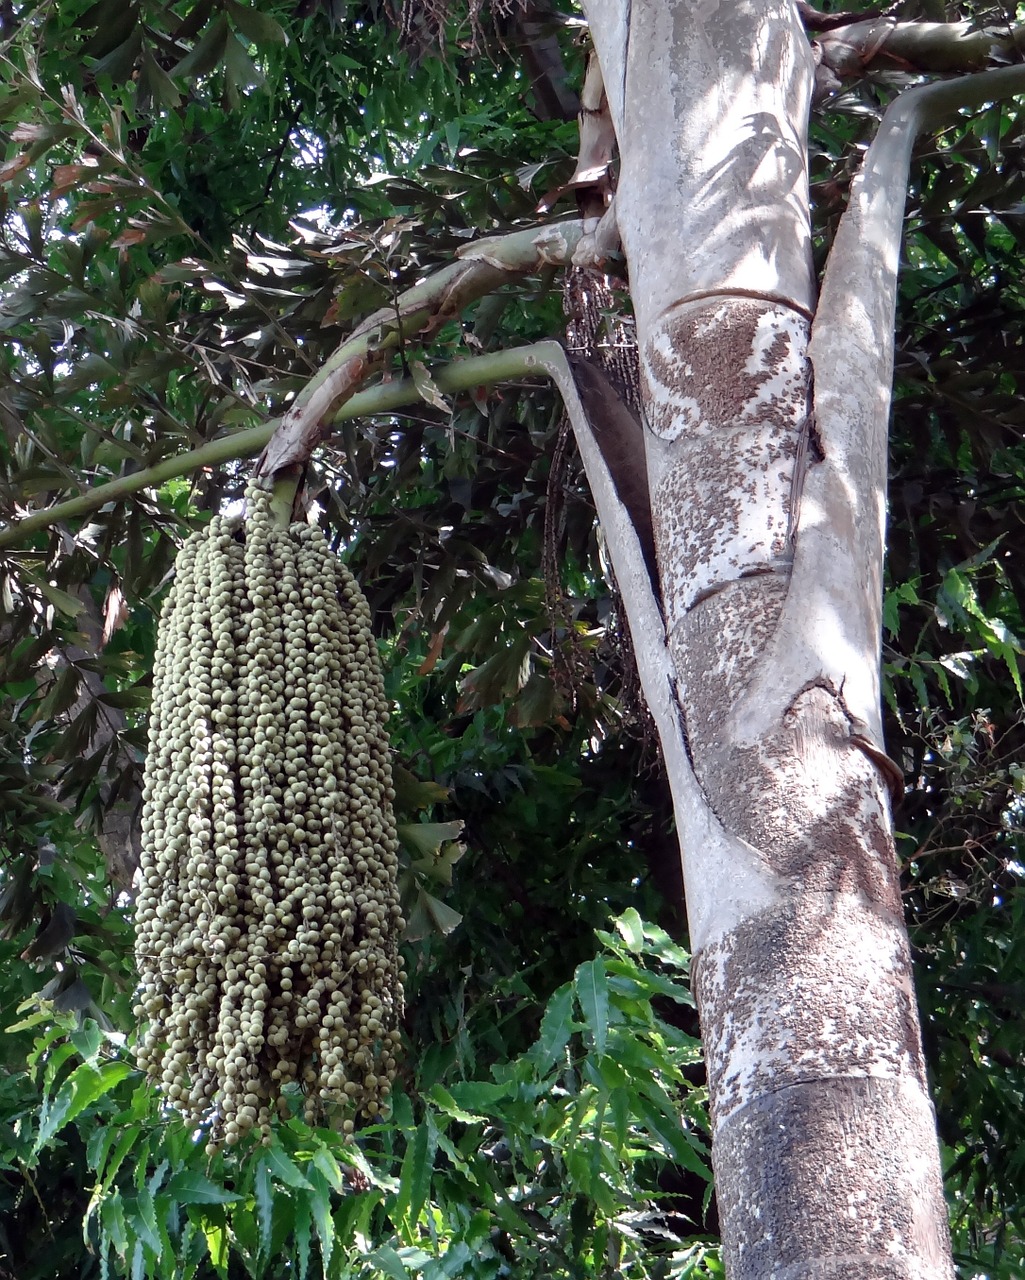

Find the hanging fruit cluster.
[{"left": 134, "top": 480, "right": 404, "bottom": 1145}]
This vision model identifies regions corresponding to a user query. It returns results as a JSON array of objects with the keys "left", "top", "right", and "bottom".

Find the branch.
[
  {"left": 816, "top": 18, "right": 1025, "bottom": 79},
  {"left": 255, "top": 349, "right": 374, "bottom": 479},
  {"left": 797, "top": 2, "right": 891, "bottom": 34},
  {"left": 526, "top": 342, "right": 779, "bottom": 945},
  {"left": 0, "top": 336, "right": 684, "bottom": 786},
  {"left": 255, "top": 219, "right": 589, "bottom": 477},
  {"left": 2, "top": 342, "right": 669, "bottom": 705},
  {"left": 1, "top": 335, "right": 669, "bottom": 724},
  {"left": 752, "top": 65, "right": 1025, "bottom": 750},
  {"left": 0, "top": 347, "right": 563, "bottom": 550},
  {"left": 563, "top": 353, "right": 654, "bottom": 576}
]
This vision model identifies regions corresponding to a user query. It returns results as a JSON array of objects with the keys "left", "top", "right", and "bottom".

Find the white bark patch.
[
  {"left": 727, "top": 387, "right": 888, "bottom": 750},
  {"left": 675, "top": 796, "right": 782, "bottom": 952},
  {"left": 597, "top": 0, "right": 815, "bottom": 317}
]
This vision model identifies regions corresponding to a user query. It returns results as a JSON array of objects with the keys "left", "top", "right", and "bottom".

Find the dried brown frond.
[
  {"left": 544, "top": 265, "right": 657, "bottom": 749},
  {"left": 397, "top": 0, "right": 529, "bottom": 64}
]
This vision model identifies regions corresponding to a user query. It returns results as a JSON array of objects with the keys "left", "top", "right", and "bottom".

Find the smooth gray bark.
[{"left": 583, "top": 1, "right": 955, "bottom": 1274}]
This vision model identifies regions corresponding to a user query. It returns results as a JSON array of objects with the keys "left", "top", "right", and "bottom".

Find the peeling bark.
[{"left": 565, "top": 354, "right": 655, "bottom": 579}]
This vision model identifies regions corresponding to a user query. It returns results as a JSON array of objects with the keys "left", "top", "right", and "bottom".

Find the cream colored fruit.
[{"left": 135, "top": 479, "right": 403, "bottom": 1146}]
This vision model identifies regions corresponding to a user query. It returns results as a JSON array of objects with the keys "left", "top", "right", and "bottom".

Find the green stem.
[
  {"left": 0, "top": 345, "right": 553, "bottom": 550},
  {"left": 268, "top": 474, "right": 301, "bottom": 528}
]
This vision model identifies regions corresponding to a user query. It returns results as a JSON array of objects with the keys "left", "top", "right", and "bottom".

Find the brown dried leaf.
[
  {"left": 0, "top": 153, "right": 32, "bottom": 185},
  {"left": 101, "top": 581, "right": 129, "bottom": 646},
  {"left": 9, "top": 122, "right": 49, "bottom": 143},
  {"left": 417, "top": 624, "right": 448, "bottom": 676},
  {"left": 112, "top": 226, "right": 147, "bottom": 248},
  {"left": 51, "top": 163, "right": 95, "bottom": 198}
]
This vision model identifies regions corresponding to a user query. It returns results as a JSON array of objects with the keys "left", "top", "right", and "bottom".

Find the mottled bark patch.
[
  {"left": 708, "top": 739, "right": 897, "bottom": 900},
  {"left": 694, "top": 893, "right": 927, "bottom": 1127},
  {"left": 642, "top": 297, "right": 808, "bottom": 440},
  {"left": 671, "top": 577, "right": 787, "bottom": 734},
  {"left": 642, "top": 294, "right": 808, "bottom": 663},
  {"left": 713, "top": 1076, "right": 953, "bottom": 1280},
  {"left": 651, "top": 425, "right": 794, "bottom": 620}
]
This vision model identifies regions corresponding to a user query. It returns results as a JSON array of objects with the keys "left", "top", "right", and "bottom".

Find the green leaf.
[
  {"left": 395, "top": 1119, "right": 435, "bottom": 1237},
  {"left": 20, "top": 572, "right": 84, "bottom": 617},
  {"left": 634, "top": 1096, "right": 710, "bottom": 1180},
  {"left": 90, "top": 28, "right": 143, "bottom": 81},
  {"left": 403, "top": 889, "right": 463, "bottom": 941},
  {"left": 95, "top": 1124, "right": 141, "bottom": 1193},
  {"left": 263, "top": 1144, "right": 313, "bottom": 1191},
  {"left": 87, "top": 1122, "right": 117, "bottom": 1179},
  {"left": 201, "top": 1216, "right": 229, "bottom": 1279},
  {"left": 147, "top": 1159, "right": 169, "bottom": 1196},
  {"left": 444, "top": 1081, "right": 510, "bottom": 1119},
  {"left": 222, "top": 32, "right": 265, "bottom": 92},
  {"left": 334, "top": 1138, "right": 380, "bottom": 1188},
  {"left": 392, "top": 766, "right": 450, "bottom": 811},
  {"left": 179, "top": 1219, "right": 204, "bottom": 1280},
  {"left": 101, "top": 1193, "right": 129, "bottom": 1260},
  {"left": 309, "top": 1168, "right": 334, "bottom": 1273},
  {"left": 427, "top": 1084, "right": 487, "bottom": 1124},
  {"left": 137, "top": 50, "right": 182, "bottom": 110},
  {"left": 531, "top": 982, "right": 575, "bottom": 1075},
  {"left": 609, "top": 1086, "right": 630, "bottom": 1155},
  {"left": 295, "top": 1196, "right": 312, "bottom": 1280},
  {"left": 606, "top": 961, "right": 694, "bottom": 1007},
  {"left": 615, "top": 907, "right": 645, "bottom": 953},
  {"left": 42, "top": 1040, "right": 78, "bottom": 1092},
  {"left": 132, "top": 1186, "right": 162, "bottom": 1254},
  {"left": 7, "top": 1008, "right": 52, "bottom": 1035},
  {"left": 575, "top": 958, "right": 609, "bottom": 1058},
  {"left": 98, "top": 688, "right": 151, "bottom": 710},
  {"left": 369, "top": 1245, "right": 411, "bottom": 1280},
  {"left": 638, "top": 920, "right": 692, "bottom": 971},
  {"left": 165, "top": 1171, "right": 241, "bottom": 1206},
  {"left": 310, "top": 1145, "right": 344, "bottom": 1193},
  {"left": 69, "top": 1060, "right": 132, "bottom": 1121},
  {"left": 170, "top": 14, "right": 229, "bottom": 79},
  {"left": 35, "top": 1088, "right": 73, "bottom": 1152},
  {"left": 227, "top": 0, "right": 288, "bottom": 45},
  {"left": 132, "top": 1137, "right": 152, "bottom": 1192},
  {"left": 398, "top": 820, "right": 464, "bottom": 860},
  {"left": 71, "top": 1019, "right": 103, "bottom": 1062}
]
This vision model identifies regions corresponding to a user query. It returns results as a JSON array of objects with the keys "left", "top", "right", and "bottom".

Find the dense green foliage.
[{"left": 0, "top": 0, "right": 1024, "bottom": 1276}]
